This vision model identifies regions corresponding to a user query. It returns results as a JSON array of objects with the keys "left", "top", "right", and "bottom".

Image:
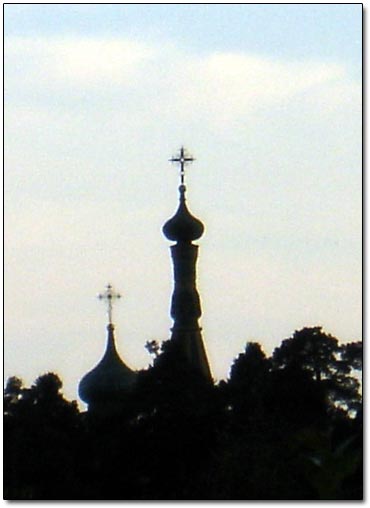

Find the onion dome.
[
  {"left": 78, "top": 324, "right": 136, "bottom": 406},
  {"left": 163, "top": 185, "right": 204, "bottom": 242}
]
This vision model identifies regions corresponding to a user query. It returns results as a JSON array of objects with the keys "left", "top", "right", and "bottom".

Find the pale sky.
[{"left": 4, "top": 4, "right": 362, "bottom": 404}]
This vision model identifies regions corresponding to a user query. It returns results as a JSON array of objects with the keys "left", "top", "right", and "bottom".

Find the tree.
[
  {"left": 32, "top": 372, "right": 62, "bottom": 399},
  {"left": 229, "top": 342, "right": 270, "bottom": 386},
  {"left": 272, "top": 327, "right": 342, "bottom": 382},
  {"left": 4, "top": 329, "right": 362, "bottom": 500},
  {"left": 226, "top": 342, "right": 271, "bottom": 423},
  {"left": 272, "top": 327, "right": 361, "bottom": 416},
  {"left": 145, "top": 339, "right": 161, "bottom": 359},
  {"left": 4, "top": 376, "right": 23, "bottom": 414},
  {"left": 4, "top": 373, "right": 82, "bottom": 500},
  {"left": 341, "top": 342, "right": 362, "bottom": 372}
]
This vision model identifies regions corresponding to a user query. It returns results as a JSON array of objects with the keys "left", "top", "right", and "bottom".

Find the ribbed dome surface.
[
  {"left": 78, "top": 324, "right": 136, "bottom": 404},
  {"left": 163, "top": 186, "right": 204, "bottom": 242}
]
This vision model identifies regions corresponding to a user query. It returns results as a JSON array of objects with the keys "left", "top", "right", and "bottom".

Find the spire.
[{"left": 163, "top": 148, "right": 212, "bottom": 381}]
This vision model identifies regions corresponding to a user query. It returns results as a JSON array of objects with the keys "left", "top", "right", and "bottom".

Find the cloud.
[
  {"left": 5, "top": 36, "right": 155, "bottom": 88},
  {"left": 5, "top": 35, "right": 356, "bottom": 112},
  {"left": 175, "top": 52, "right": 347, "bottom": 121}
]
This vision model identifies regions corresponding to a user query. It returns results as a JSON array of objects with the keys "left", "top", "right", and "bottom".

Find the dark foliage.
[{"left": 4, "top": 328, "right": 362, "bottom": 500}]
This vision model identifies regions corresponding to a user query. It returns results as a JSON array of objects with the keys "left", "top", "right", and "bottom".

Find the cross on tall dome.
[
  {"left": 98, "top": 283, "right": 121, "bottom": 325},
  {"left": 169, "top": 146, "right": 195, "bottom": 186}
]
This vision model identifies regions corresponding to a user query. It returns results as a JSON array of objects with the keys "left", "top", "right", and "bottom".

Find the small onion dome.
[
  {"left": 78, "top": 324, "right": 136, "bottom": 405},
  {"left": 163, "top": 185, "right": 204, "bottom": 242}
]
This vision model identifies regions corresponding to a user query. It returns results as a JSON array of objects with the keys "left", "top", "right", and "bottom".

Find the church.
[{"left": 78, "top": 147, "right": 212, "bottom": 412}]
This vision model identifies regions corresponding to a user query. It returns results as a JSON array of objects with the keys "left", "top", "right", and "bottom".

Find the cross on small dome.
[
  {"left": 169, "top": 146, "right": 195, "bottom": 186},
  {"left": 98, "top": 284, "right": 121, "bottom": 325}
]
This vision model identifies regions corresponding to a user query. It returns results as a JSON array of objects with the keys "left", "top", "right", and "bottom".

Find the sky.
[{"left": 4, "top": 4, "right": 362, "bottom": 404}]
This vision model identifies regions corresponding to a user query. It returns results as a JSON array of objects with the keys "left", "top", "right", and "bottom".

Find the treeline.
[{"left": 4, "top": 326, "right": 362, "bottom": 500}]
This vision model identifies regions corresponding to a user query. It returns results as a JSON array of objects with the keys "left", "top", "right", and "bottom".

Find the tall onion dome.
[
  {"left": 78, "top": 284, "right": 137, "bottom": 414},
  {"left": 163, "top": 184, "right": 204, "bottom": 243},
  {"left": 163, "top": 147, "right": 212, "bottom": 381}
]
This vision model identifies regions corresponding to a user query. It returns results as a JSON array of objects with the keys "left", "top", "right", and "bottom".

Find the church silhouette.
[
  {"left": 5, "top": 148, "right": 362, "bottom": 501},
  {"left": 79, "top": 147, "right": 212, "bottom": 412}
]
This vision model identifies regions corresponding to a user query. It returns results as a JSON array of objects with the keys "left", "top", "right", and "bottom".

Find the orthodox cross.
[
  {"left": 98, "top": 283, "right": 121, "bottom": 325},
  {"left": 169, "top": 146, "right": 195, "bottom": 185}
]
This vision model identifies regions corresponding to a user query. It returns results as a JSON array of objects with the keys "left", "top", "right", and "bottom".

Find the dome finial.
[
  {"left": 163, "top": 148, "right": 204, "bottom": 243},
  {"left": 97, "top": 283, "right": 121, "bottom": 326},
  {"left": 169, "top": 146, "right": 195, "bottom": 189}
]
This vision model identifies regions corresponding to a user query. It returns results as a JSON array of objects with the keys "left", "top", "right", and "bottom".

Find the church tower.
[
  {"left": 78, "top": 284, "right": 137, "bottom": 413},
  {"left": 163, "top": 147, "right": 212, "bottom": 381}
]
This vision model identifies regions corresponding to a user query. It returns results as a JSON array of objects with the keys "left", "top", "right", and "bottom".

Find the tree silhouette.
[
  {"left": 4, "top": 376, "right": 23, "bottom": 414},
  {"left": 226, "top": 342, "right": 271, "bottom": 425},
  {"left": 4, "top": 328, "right": 362, "bottom": 500},
  {"left": 341, "top": 341, "right": 362, "bottom": 372},
  {"left": 272, "top": 327, "right": 361, "bottom": 417},
  {"left": 4, "top": 373, "right": 82, "bottom": 499},
  {"left": 272, "top": 327, "right": 342, "bottom": 382}
]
